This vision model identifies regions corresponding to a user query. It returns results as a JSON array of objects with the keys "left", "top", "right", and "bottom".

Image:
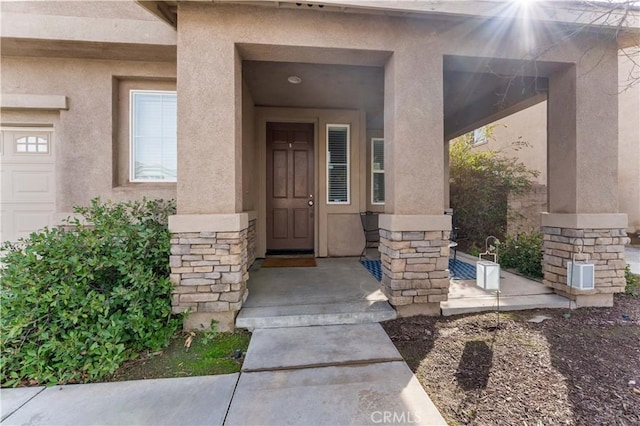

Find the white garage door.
[{"left": 0, "top": 128, "right": 56, "bottom": 243}]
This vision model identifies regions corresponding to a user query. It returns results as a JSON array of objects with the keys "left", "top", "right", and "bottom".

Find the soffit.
[{"left": 243, "top": 60, "right": 384, "bottom": 128}]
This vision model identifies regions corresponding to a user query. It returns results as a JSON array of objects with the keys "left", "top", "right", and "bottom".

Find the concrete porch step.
[
  {"left": 242, "top": 323, "right": 403, "bottom": 372},
  {"left": 235, "top": 300, "right": 396, "bottom": 330},
  {"left": 441, "top": 293, "right": 576, "bottom": 316}
]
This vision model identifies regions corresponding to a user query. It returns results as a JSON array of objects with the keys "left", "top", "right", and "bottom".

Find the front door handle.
[{"left": 308, "top": 200, "right": 314, "bottom": 206}]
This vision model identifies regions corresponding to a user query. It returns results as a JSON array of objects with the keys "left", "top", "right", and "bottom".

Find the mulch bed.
[{"left": 382, "top": 294, "right": 640, "bottom": 425}]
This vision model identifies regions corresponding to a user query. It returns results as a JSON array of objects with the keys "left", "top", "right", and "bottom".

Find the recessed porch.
[
  {"left": 235, "top": 254, "right": 576, "bottom": 330},
  {"left": 236, "top": 257, "right": 396, "bottom": 330}
]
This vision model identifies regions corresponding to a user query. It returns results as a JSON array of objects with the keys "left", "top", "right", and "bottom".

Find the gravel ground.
[{"left": 382, "top": 294, "right": 640, "bottom": 425}]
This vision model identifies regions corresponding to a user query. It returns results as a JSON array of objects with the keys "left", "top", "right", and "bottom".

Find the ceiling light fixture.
[{"left": 288, "top": 75, "right": 302, "bottom": 84}]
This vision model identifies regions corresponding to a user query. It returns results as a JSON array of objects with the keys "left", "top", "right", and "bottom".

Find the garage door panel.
[
  {"left": 1, "top": 204, "right": 54, "bottom": 242},
  {"left": 16, "top": 209, "right": 54, "bottom": 235},
  {"left": 1, "top": 129, "right": 56, "bottom": 242},
  {"left": 3, "top": 167, "right": 56, "bottom": 203},
  {"left": 2, "top": 153, "right": 54, "bottom": 164}
]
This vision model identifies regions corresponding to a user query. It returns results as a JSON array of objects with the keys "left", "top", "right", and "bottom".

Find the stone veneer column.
[
  {"left": 541, "top": 214, "right": 629, "bottom": 307},
  {"left": 168, "top": 214, "right": 251, "bottom": 331},
  {"left": 378, "top": 215, "right": 451, "bottom": 317}
]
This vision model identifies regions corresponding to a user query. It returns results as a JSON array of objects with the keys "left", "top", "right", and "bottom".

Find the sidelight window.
[
  {"left": 326, "top": 124, "right": 350, "bottom": 204},
  {"left": 371, "top": 138, "right": 385, "bottom": 204}
]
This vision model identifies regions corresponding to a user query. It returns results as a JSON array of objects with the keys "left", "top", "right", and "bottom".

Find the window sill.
[{"left": 114, "top": 182, "right": 177, "bottom": 191}]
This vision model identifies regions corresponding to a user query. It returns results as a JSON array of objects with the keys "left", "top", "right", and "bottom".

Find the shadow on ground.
[{"left": 455, "top": 340, "right": 494, "bottom": 391}]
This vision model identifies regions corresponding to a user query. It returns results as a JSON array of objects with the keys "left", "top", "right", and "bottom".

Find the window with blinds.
[
  {"left": 130, "top": 90, "right": 177, "bottom": 182},
  {"left": 326, "top": 124, "right": 350, "bottom": 204},
  {"left": 371, "top": 138, "right": 385, "bottom": 204}
]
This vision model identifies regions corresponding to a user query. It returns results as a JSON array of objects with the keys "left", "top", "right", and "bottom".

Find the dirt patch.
[{"left": 382, "top": 295, "right": 640, "bottom": 425}]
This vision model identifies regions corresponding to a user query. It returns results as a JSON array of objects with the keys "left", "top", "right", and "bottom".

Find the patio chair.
[{"left": 359, "top": 211, "right": 380, "bottom": 260}]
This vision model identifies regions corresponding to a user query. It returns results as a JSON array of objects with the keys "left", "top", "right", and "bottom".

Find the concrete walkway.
[
  {"left": 441, "top": 252, "right": 575, "bottom": 315},
  {"left": 0, "top": 324, "right": 446, "bottom": 426},
  {"left": 227, "top": 323, "right": 445, "bottom": 425},
  {"left": 627, "top": 246, "right": 640, "bottom": 274}
]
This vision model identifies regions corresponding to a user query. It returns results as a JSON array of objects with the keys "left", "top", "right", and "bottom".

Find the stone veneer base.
[
  {"left": 395, "top": 303, "right": 441, "bottom": 317},
  {"left": 184, "top": 311, "right": 237, "bottom": 332},
  {"left": 553, "top": 291, "right": 614, "bottom": 308},
  {"left": 379, "top": 228, "right": 451, "bottom": 315},
  {"left": 542, "top": 226, "right": 629, "bottom": 304},
  {"left": 170, "top": 229, "right": 249, "bottom": 331}
]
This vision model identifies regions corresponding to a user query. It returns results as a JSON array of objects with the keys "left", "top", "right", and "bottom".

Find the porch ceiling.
[
  {"left": 443, "top": 55, "right": 554, "bottom": 140},
  {"left": 244, "top": 59, "right": 549, "bottom": 139},
  {"left": 443, "top": 70, "right": 548, "bottom": 140},
  {"left": 243, "top": 60, "right": 384, "bottom": 129}
]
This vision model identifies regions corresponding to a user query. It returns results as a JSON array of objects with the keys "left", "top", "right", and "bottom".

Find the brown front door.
[{"left": 266, "top": 122, "right": 314, "bottom": 253}]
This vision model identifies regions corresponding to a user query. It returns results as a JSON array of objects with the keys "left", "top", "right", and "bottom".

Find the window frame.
[
  {"left": 371, "top": 137, "right": 385, "bottom": 205},
  {"left": 129, "top": 89, "right": 177, "bottom": 183},
  {"left": 326, "top": 123, "right": 351, "bottom": 205},
  {"left": 15, "top": 135, "right": 50, "bottom": 154},
  {"left": 472, "top": 126, "right": 488, "bottom": 147}
]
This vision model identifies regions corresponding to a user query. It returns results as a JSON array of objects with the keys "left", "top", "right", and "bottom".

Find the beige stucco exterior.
[
  {"left": 1, "top": 56, "right": 177, "bottom": 211},
  {"left": 2, "top": 0, "right": 638, "bottom": 328}
]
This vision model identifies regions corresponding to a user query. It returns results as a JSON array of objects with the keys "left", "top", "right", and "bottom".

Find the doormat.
[
  {"left": 360, "top": 259, "right": 382, "bottom": 282},
  {"left": 449, "top": 259, "right": 476, "bottom": 280},
  {"left": 261, "top": 257, "right": 317, "bottom": 268}
]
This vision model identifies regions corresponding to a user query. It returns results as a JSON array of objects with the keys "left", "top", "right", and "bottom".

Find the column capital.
[
  {"left": 540, "top": 213, "right": 627, "bottom": 229},
  {"left": 169, "top": 213, "right": 249, "bottom": 233},
  {"left": 379, "top": 214, "right": 451, "bottom": 232}
]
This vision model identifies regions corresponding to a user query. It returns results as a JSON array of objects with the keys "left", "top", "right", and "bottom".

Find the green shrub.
[
  {"left": 449, "top": 128, "right": 539, "bottom": 250},
  {"left": 0, "top": 198, "right": 179, "bottom": 387},
  {"left": 625, "top": 265, "right": 639, "bottom": 297},
  {"left": 497, "top": 232, "right": 543, "bottom": 279}
]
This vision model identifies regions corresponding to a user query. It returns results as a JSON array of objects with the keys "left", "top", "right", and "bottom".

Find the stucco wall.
[
  {"left": 1, "top": 56, "right": 177, "bottom": 213},
  {"left": 482, "top": 56, "right": 639, "bottom": 232},
  {"left": 476, "top": 101, "right": 548, "bottom": 186},
  {"left": 171, "top": 2, "right": 624, "bottom": 254},
  {"left": 2, "top": 1, "right": 629, "bottom": 254},
  {"left": 242, "top": 79, "right": 256, "bottom": 212},
  {"left": 618, "top": 55, "right": 640, "bottom": 233}
]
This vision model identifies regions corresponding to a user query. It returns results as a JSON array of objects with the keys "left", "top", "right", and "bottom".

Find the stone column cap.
[
  {"left": 379, "top": 214, "right": 451, "bottom": 231},
  {"left": 541, "top": 213, "right": 628, "bottom": 229},
  {"left": 169, "top": 213, "right": 249, "bottom": 232}
]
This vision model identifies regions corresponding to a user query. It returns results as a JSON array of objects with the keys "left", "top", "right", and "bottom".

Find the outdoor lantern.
[
  {"left": 477, "top": 260, "right": 501, "bottom": 291},
  {"left": 567, "top": 261, "right": 595, "bottom": 290}
]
